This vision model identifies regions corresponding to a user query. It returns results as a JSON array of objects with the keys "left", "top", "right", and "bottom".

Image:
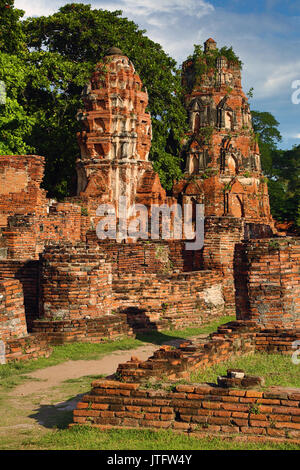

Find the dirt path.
[{"left": 10, "top": 343, "right": 158, "bottom": 397}]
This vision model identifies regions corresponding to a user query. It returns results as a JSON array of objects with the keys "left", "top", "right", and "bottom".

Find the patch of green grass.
[
  {"left": 19, "top": 426, "right": 300, "bottom": 450},
  {"left": 0, "top": 316, "right": 235, "bottom": 390},
  {"left": 0, "top": 338, "right": 143, "bottom": 390},
  {"left": 137, "top": 315, "right": 235, "bottom": 345},
  {"left": 189, "top": 353, "right": 300, "bottom": 388},
  {"left": 0, "top": 316, "right": 234, "bottom": 389}
]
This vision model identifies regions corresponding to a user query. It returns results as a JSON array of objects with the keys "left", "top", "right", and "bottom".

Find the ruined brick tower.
[
  {"left": 76, "top": 46, "right": 167, "bottom": 215},
  {"left": 173, "top": 39, "right": 272, "bottom": 224}
]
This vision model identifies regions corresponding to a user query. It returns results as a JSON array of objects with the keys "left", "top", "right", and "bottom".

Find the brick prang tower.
[
  {"left": 173, "top": 39, "right": 272, "bottom": 224},
  {"left": 76, "top": 46, "right": 167, "bottom": 216}
]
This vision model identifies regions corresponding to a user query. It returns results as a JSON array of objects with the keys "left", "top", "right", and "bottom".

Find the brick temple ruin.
[{"left": 0, "top": 41, "right": 299, "bottom": 440}]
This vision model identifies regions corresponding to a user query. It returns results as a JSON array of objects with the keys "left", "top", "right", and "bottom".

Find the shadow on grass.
[
  {"left": 28, "top": 393, "right": 85, "bottom": 430},
  {"left": 135, "top": 330, "right": 191, "bottom": 347}
]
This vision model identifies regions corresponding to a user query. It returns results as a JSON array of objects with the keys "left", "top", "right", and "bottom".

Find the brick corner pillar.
[
  {"left": 0, "top": 278, "right": 28, "bottom": 342},
  {"left": 39, "top": 244, "right": 113, "bottom": 321},
  {"left": 234, "top": 237, "right": 300, "bottom": 329},
  {"left": 203, "top": 216, "right": 245, "bottom": 314}
]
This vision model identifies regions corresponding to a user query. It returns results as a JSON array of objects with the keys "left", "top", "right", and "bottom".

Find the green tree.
[
  {"left": 252, "top": 110, "right": 299, "bottom": 227},
  {"left": 0, "top": 2, "right": 35, "bottom": 154},
  {"left": 21, "top": 3, "right": 187, "bottom": 197},
  {"left": 0, "top": 0, "right": 26, "bottom": 54},
  {"left": 251, "top": 110, "right": 282, "bottom": 175}
]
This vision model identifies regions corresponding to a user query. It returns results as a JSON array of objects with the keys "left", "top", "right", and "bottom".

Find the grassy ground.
[
  {"left": 136, "top": 315, "right": 235, "bottom": 345},
  {"left": 189, "top": 353, "right": 300, "bottom": 389},
  {"left": 0, "top": 315, "right": 299, "bottom": 451},
  {"left": 15, "top": 426, "right": 300, "bottom": 451},
  {"left": 0, "top": 338, "right": 143, "bottom": 389},
  {"left": 0, "top": 315, "right": 234, "bottom": 390}
]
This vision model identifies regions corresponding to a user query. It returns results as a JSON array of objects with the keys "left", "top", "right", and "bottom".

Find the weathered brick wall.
[
  {"left": 86, "top": 237, "right": 204, "bottom": 274},
  {"left": 113, "top": 271, "right": 225, "bottom": 332},
  {"left": 40, "top": 244, "right": 112, "bottom": 320},
  {"left": 73, "top": 380, "right": 300, "bottom": 440},
  {"left": 0, "top": 155, "right": 47, "bottom": 228},
  {"left": 4, "top": 333, "right": 52, "bottom": 362},
  {"left": 0, "top": 278, "right": 27, "bottom": 342},
  {"left": 115, "top": 321, "right": 300, "bottom": 383},
  {"left": 1, "top": 203, "right": 82, "bottom": 260},
  {"left": 203, "top": 217, "right": 245, "bottom": 313},
  {"left": 0, "top": 260, "right": 39, "bottom": 330},
  {"left": 32, "top": 316, "right": 133, "bottom": 345},
  {"left": 38, "top": 243, "right": 225, "bottom": 333},
  {"left": 235, "top": 238, "right": 300, "bottom": 328}
]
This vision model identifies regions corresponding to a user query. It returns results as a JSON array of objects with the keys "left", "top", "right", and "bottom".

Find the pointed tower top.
[
  {"left": 105, "top": 46, "right": 124, "bottom": 56},
  {"left": 204, "top": 38, "right": 217, "bottom": 53}
]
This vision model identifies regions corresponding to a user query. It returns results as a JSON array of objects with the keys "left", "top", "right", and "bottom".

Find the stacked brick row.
[
  {"left": 4, "top": 333, "right": 52, "bottom": 362},
  {"left": 73, "top": 380, "right": 300, "bottom": 440}
]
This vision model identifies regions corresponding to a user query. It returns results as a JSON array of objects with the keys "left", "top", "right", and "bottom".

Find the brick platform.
[{"left": 73, "top": 380, "right": 300, "bottom": 440}]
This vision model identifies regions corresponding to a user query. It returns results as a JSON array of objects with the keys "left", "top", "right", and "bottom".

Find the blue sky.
[{"left": 15, "top": 0, "right": 300, "bottom": 149}]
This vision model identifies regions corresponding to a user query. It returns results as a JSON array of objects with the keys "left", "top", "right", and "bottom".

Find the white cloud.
[
  {"left": 15, "top": 0, "right": 62, "bottom": 16},
  {"left": 15, "top": 0, "right": 214, "bottom": 19},
  {"left": 94, "top": 0, "right": 214, "bottom": 18}
]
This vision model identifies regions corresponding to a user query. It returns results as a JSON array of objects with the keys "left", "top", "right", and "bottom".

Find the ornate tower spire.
[
  {"left": 75, "top": 48, "right": 166, "bottom": 214},
  {"left": 174, "top": 39, "right": 272, "bottom": 223}
]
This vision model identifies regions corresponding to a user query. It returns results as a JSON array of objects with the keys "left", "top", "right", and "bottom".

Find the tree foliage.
[
  {"left": 19, "top": 3, "right": 187, "bottom": 197},
  {"left": 252, "top": 110, "right": 299, "bottom": 227}
]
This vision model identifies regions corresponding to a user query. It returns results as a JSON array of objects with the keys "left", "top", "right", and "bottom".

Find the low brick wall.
[
  {"left": 115, "top": 322, "right": 300, "bottom": 382},
  {"left": 113, "top": 271, "right": 226, "bottom": 331},
  {"left": 73, "top": 380, "right": 300, "bottom": 440},
  {"left": 38, "top": 244, "right": 226, "bottom": 334},
  {"left": 86, "top": 237, "right": 204, "bottom": 274},
  {"left": 4, "top": 332, "right": 52, "bottom": 362},
  {"left": 32, "top": 315, "right": 134, "bottom": 345}
]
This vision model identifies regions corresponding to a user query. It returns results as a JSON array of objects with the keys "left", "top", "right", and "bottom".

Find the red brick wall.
[
  {"left": 40, "top": 245, "right": 112, "bottom": 320},
  {"left": 0, "top": 260, "right": 39, "bottom": 330},
  {"left": 0, "top": 155, "right": 47, "bottom": 228},
  {"left": 203, "top": 217, "right": 244, "bottom": 313},
  {"left": 115, "top": 321, "right": 300, "bottom": 383},
  {"left": 86, "top": 237, "right": 204, "bottom": 274},
  {"left": 73, "top": 380, "right": 300, "bottom": 440},
  {"left": 113, "top": 271, "right": 225, "bottom": 332},
  {"left": 2, "top": 204, "right": 82, "bottom": 260},
  {"left": 38, "top": 243, "right": 226, "bottom": 332},
  {"left": 32, "top": 316, "right": 134, "bottom": 345},
  {"left": 0, "top": 278, "right": 27, "bottom": 341},
  {"left": 235, "top": 238, "right": 300, "bottom": 328},
  {"left": 4, "top": 333, "right": 52, "bottom": 362}
]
